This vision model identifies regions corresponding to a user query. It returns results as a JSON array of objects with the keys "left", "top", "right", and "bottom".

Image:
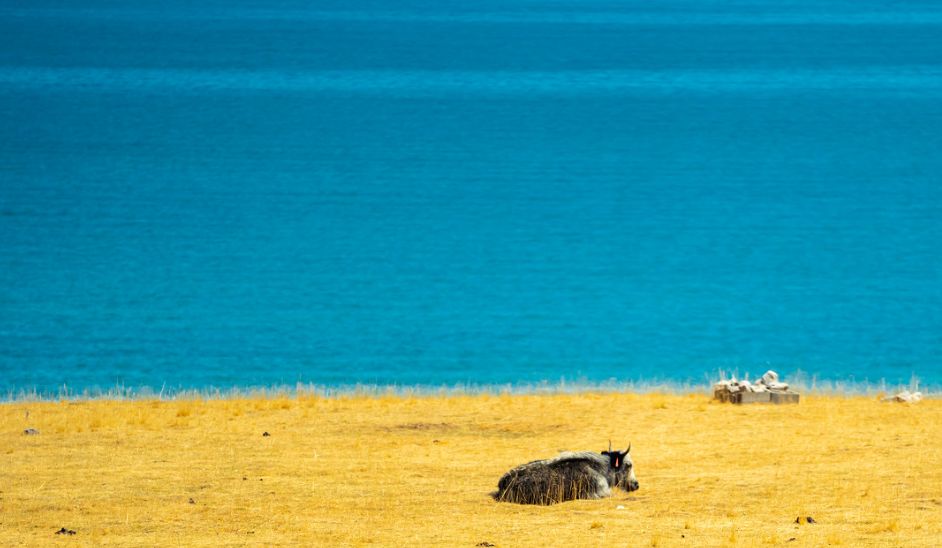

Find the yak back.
[{"left": 494, "top": 451, "right": 611, "bottom": 505}]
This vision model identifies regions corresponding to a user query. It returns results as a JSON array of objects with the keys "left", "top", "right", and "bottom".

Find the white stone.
[
  {"left": 761, "top": 370, "right": 779, "bottom": 385},
  {"left": 883, "top": 390, "right": 923, "bottom": 404}
]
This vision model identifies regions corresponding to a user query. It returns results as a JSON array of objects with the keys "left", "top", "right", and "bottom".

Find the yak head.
[{"left": 602, "top": 441, "right": 639, "bottom": 492}]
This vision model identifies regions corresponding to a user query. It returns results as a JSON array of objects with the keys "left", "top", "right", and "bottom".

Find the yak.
[{"left": 494, "top": 441, "right": 638, "bottom": 505}]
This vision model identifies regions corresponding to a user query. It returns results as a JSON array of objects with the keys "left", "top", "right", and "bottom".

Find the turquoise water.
[{"left": 2, "top": 1, "right": 941, "bottom": 393}]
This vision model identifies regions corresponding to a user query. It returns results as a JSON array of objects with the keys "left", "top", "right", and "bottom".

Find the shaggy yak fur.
[{"left": 494, "top": 444, "right": 639, "bottom": 505}]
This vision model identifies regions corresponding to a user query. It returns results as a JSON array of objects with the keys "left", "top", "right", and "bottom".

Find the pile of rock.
[{"left": 713, "top": 370, "right": 799, "bottom": 404}]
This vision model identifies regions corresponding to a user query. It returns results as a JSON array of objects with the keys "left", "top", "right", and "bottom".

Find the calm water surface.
[{"left": 1, "top": 1, "right": 941, "bottom": 392}]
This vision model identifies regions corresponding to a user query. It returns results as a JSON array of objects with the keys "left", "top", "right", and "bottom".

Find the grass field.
[{"left": 1, "top": 392, "right": 940, "bottom": 546}]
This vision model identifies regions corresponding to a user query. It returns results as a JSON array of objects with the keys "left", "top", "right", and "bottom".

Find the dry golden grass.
[{"left": 1, "top": 393, "right": 940, "bottom": 546}]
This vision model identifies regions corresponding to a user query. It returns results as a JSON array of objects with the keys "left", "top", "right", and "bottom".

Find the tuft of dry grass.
[{"left": 1, "top": 393, "right": 940, "bottom": 546}]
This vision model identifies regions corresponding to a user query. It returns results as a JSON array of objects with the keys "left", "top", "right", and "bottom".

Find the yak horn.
[
  {"left": 608, "top": 439, "right": 612, "bottom": 452},
  {"left": 625, "top": 442, "right": 631, "bottom": 453}
]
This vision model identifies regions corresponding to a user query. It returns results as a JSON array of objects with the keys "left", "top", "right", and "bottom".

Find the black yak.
[{"left": 494, "top": 442, "right": 638, "bottom": 505}]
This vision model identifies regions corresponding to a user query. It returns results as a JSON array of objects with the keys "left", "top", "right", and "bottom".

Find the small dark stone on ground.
[
  {"left": 23, "top": 428, "right": 39, "bottom": 435},
  {"left": 787, "top": 538, "right": 797, "bottom": 542},
  {"left": 55, "top": 527, "right": 76, "bottom": 535},
  {"left": 262, "top": 432, "right": 270, "bottom": 437},
  {"left": 188, "top": 498, "right": 196, "bottom": 504},
  {"left": 806, "top": 516, "right": 816, "bottom": 524},
  {"left": 476, "top": 543, "right": 495, "bottom": 547}
]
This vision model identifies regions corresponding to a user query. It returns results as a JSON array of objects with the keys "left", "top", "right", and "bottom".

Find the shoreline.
[{"left": 3, "top": 374, "right": 932, "bottom": 402}]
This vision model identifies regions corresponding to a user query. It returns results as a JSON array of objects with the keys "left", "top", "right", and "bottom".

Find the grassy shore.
[{"left": 1, "top": 393, "right": 939, "bottom": 546}]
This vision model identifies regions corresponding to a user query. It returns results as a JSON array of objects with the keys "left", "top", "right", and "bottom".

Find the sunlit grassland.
[{"left": 1, "top": 393, "right": 940, "bottom": 546}]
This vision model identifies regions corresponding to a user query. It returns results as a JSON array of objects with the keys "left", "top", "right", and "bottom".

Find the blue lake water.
[{"left": 1, "top": 0, "right": 941, "bottom": 393}]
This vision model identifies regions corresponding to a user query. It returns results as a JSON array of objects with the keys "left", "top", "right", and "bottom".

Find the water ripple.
[{"left": 3, "top": 66, "right": 942, "bottom": 96}]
